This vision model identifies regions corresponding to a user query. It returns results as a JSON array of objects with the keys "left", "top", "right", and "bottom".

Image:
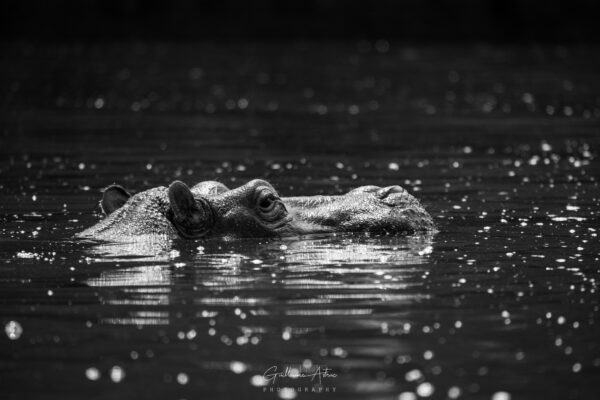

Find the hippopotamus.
[{"left": 77, "top": 179, "right": 434, "bottom": 241}]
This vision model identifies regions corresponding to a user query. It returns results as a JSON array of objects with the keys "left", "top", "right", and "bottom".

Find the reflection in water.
[
  {"left": 87, "top": 265, "right": 173, "bottom": 325},
  {"left": 89, "top": 265, "right": 173, "bottom": 288},
  {"left": 78, "top": 234, "right": 437, "bottom": 397},
  {"left": 81, "top": 235, "right": 174, "bottom": 262},
  {"left": 277, "top": 235, "right": 432, "bottom": 266},
  {"left": 85, "top": 235, "right": 434, "bottom": 328}
]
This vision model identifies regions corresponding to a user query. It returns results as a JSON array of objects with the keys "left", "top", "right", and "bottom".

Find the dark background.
[{"left": 1, "top": 0, "right": 599, "bottom": 42}]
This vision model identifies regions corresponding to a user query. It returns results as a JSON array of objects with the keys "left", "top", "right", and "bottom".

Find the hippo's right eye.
[
  {"left": 256, "top": 188, "right": 287, "bottom": 222},
  {"left": 259, "top": 193, "right": 276, "bottom": 210}
]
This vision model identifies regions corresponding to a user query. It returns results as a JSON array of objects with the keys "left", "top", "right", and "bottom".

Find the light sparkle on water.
[
  {"left": 230, "top": 361, "right": 247, "bottom": 374},
  {"left": 85, "top": 367, "right": 100, "bottom": 381},
  {"left": 5, "top": 320, "right": 23, "bottom": 340},
  {"left": 110, "top": 365, "right": 125, "bottom": 383},
  {"left": 177, "top": 372, "right": 189, "bottom": 385}
]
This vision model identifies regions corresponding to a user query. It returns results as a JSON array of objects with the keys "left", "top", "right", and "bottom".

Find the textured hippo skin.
[{"left": 77, "top": 179, "right": 434, "bottom": 241}]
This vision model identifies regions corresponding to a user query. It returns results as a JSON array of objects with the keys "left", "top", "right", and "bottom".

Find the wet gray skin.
[{"left": 77, "top": 179, "right": 434, "bottom": 241}]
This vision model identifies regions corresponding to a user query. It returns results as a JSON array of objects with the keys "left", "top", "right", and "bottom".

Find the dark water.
[{"left": 1, "top": 43, "right": 599, "bottom": 400}]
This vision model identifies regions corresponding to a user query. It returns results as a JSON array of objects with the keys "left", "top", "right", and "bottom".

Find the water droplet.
[
  {"left": 282, "top": 327, "right": 292, "bottom": 340},
  {"left": 416, "top": 382, "right": 434, "bottom": 397},
  {"left": 448, "top": 386, "right": 462, "bottom": 399},
  {"left": 541, "top": 142, "right": 552, "bottom": 152},
  {"left": 85, "top": 367, "right": 100, "bottom": 381},
  {"left": 177, "top": 372, "right": 189, "bottom": 384},
  {"left": 331, "top": 346, "right": 347, "bottom": 357},
  {"left": 522, "top": 92, "right": 534, "bottom": 104},
  {"left": 238, "top": 98, "right": 249, "bottom": 109},
  {"left": 5, "top": 320, "right": 23, "bottom": 340},
  {"left": 405, "top": 369, "right": 423, "bottom": 382},
  {"left": 230, "top": 361, "right": 247, "bottom": 374},
  {"left": 110, "top": 365, "right": 125, "bottom": 383},
  {"left": 278, "top": 387, "right": 297, "bottom": 399},
  {"left": 398, "top": 392, "right": 417, "bottom": 400},
  {"left": 250, "top": 374, "right": 268, "bottom": 387},
  {"left": 94, "top": 97, "right": 105, "bottom": 109},
  {"left": 491, "top": 391, "right": 511, "bottom": 400}
]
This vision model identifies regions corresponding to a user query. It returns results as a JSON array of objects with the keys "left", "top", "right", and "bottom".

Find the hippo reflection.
[
  {"left": 85, "top": 235, "right": 434, "bottom": 325},
  {"left": 77, "top": 179, "right": 434, "bottom": 241}
]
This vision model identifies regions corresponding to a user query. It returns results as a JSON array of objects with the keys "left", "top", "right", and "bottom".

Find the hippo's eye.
[
  {"left": 256, "top": 189, "right": 287, "bottom": 222},
  {"left": 259, "top": 193, "right": 276, "bottom": 210}
]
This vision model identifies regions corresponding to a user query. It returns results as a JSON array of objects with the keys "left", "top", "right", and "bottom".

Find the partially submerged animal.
[{"left": 77, "top": 179, "right": 434, "bottom": 241}]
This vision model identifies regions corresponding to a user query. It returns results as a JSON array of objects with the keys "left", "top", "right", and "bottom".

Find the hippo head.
[{"left": 91, "top": 178, "right": 434, "bottom": 241}]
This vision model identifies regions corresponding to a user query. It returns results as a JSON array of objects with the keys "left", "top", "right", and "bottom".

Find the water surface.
[{"left": 1, "top": 42, "right": 599, "bottom": 399}]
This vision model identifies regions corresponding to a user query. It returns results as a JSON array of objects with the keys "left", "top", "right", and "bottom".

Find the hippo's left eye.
[{"left": 256, "top": 189, "right": 287, "bottom": 222}]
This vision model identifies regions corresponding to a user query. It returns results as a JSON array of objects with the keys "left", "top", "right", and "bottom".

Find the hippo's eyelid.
[
  {"left": 255, "top": 187, "right": 280, "bottom": 203},
  {"left": 253, "top": 187, "right": 287, "bottom": 225}
]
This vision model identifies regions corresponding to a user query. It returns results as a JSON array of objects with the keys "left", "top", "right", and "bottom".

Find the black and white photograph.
[{"left": 1, "top": 1, "right": 599, "bottom": 399}]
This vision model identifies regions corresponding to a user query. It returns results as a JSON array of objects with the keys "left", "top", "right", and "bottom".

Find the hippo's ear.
[
  {"left": 101, "top": 184, "right": 131, "bottom": 215},
  {"left": 168, "top": 181, "right": 214, "bottom": 239}
]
